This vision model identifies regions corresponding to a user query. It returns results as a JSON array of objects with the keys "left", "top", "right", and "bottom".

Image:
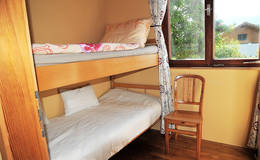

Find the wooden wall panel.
[
  {"left": 27, "top": 0, "right": 105, "bottom": 43},
  {"left": 104, "top": 0, "right": 155, "bottom": 40},
  {"left": 0, "top": 0, "right": 49, "bottom": 159}
]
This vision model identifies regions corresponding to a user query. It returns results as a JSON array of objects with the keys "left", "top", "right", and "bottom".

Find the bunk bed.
[
  {"left": 34, "top": 47, "right": 160, "bottom": 159},
  {"left": 30, "top": 1, "right": 172, "bottom": 160},
  {"left": 33, "top": 39, "right": 161, "bottom": 160},
  {"left": 33, "top": 43, "right": 161, "bottom": 160}
]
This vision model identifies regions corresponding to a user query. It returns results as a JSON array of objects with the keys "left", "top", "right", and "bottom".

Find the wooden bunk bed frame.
[
  {"left": 35, "top": 54, "right": 160, "bottom": 159},
  {"left": 32, "top": 33, "right": 160, "bottom": 160},
  {"left": 36, "top": 54, "right": 158, "bottom": 92}
]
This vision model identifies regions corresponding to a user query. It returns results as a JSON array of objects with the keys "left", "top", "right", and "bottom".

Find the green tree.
[{"left": 170, "top": 0, "right": 205, "bottom": 59}]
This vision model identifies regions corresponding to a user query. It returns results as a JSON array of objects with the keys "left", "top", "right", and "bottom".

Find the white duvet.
[{"left": 46, "top": 89, "right": 161, "bottom": 160}]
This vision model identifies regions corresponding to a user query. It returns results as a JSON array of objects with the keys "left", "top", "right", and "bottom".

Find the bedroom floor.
[{"left": 110, "top": 129, "right": 255, "bottom": 160}]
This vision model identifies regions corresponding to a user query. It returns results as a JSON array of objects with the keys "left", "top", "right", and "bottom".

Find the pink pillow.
[{"left": 101, "top": 18, "right": 152, "bottom": 47}]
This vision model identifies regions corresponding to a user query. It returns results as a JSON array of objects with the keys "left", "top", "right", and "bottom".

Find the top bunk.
[
  {"left": 28, "top": 0, "right": 159, "bottom": 92},
  {"left": 35, "top": 44, "right": 158, "bottom": 92},
  {"left": 34, "top": 45, "right": 158, "bottom": 67}
]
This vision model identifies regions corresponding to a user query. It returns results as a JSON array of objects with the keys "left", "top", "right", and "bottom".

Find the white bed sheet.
[
  {"left": 34, "top": 45, "right": 158, "bottom": 66},
  {"left": 46, "top": 89, "right": 161, "bottom": 160}
]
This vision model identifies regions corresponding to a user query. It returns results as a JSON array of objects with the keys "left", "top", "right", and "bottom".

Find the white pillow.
[{"left": 60, "top": 85, "right": 99, "bottom": 116}]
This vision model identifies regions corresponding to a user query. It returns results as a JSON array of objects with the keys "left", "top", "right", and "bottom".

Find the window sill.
[
  {"left": 169, "top": 60, "right": 260, "bottom": 68},
  {"left": 170, "top": 66, "right": 260, "bottom": 70}
]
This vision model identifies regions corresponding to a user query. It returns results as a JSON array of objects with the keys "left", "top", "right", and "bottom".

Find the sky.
[{"left": 215, "top": 0, "right": 260, "bottom": 25}]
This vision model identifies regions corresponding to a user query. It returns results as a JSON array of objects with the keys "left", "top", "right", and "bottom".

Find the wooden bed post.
[
  {"left": 110, "top": 76, "right": 115, "bottom": 89},
  {"left": 0, "top": 0, "right": 49, "bottom": 159}
]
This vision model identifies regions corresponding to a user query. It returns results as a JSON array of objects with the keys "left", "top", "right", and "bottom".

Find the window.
[
  {"left": 237, "top": 34, "right": 247, "bottom": 41},
  {"left": 170, "top": 0, "right": 205, "bottom": 60},
  {"left": 165, "top": 0, "right": 260, "bottom": 67}
]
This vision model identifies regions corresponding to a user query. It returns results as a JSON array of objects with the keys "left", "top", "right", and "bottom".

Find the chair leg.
[
  {"left": 196, "top": 124, "right": 202, "bottom": 160},
  {"left": 165, "top": 120, "right": 170, "bottom": 153},
  {"left": 175, "top": 125, "right": 178, "bottom": 141}
]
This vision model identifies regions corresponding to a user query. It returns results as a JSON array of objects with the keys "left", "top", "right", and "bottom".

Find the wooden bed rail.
[
  {"left": 113, "top": 82, "right": 160, "bottom": 90},
  {"left": 36, "top": 54, "right": 158, "bottom": 92},
  {"left": 110, "top": 75, "right": 160, "bottom": 92}
]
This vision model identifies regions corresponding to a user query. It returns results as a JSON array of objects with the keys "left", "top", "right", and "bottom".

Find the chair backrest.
[{"left": 174, "top": 74, "right": 205, "bottom": 115}]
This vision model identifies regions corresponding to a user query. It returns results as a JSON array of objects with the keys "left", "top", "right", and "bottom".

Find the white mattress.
[
  {"left": 34, "top": 45, "right": 158, "bottom": 66},
  {"left": 46, "top": 89, "right": 161, "bottom": 160}
]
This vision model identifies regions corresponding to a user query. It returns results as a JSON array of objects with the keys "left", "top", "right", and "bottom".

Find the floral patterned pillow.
[
  {"left": 80, "top": 43, "right": 140, "bottom": 52},
  {"left": 32, "top": 43, "right": 82, "bottom": 54}
]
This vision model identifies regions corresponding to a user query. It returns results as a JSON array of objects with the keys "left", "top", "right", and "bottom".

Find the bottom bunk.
[{"left": 45, "top": 88, "right": 161, "bottom": 160}]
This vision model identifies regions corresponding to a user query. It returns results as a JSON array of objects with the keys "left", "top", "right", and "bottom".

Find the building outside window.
[{"left": 237, "top": 34, "right": 247, "bottom": 41}]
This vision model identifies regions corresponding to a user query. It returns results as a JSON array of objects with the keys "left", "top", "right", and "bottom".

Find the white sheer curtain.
[{"left": 149, "top": 0, "right": 173, "bottom": 134}]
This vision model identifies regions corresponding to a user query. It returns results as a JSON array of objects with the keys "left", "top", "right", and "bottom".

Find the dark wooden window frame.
[{"left": 163, "top": 0, "right": 260, "bottom": 67}]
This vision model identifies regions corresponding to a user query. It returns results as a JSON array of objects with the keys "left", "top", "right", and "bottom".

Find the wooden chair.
[{"left": 164, "top": 74, "right": 205, "bottom": 160}]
